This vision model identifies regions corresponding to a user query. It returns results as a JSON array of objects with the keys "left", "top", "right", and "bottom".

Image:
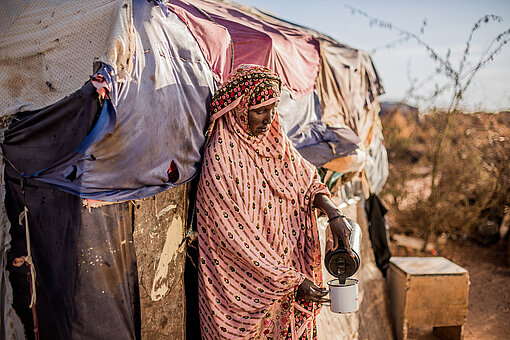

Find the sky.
[{"left": 237, "top": 0, "right": 510, "bottom": 112}]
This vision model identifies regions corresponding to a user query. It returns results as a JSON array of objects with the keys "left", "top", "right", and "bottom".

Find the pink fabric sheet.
[{"left": 165, "top": 0, "right": 320, "bottom": 98}]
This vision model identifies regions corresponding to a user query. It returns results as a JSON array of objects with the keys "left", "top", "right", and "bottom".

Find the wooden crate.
[{"left": 389, "top": 257, "right": 470, "bottom": 340}]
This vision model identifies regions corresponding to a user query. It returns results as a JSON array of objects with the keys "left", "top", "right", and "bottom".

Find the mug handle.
[{"left": 320, "top": 289, "right": 331, "bottom": 306}]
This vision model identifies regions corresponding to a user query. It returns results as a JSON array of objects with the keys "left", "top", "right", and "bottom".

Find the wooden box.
[{"left": 389, "top": 257, "right": 470, "bottom": 340}]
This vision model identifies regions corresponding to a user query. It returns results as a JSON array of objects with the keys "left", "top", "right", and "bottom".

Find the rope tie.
[
  {"left": 18, "top": 204, "right": 37, "bottom": 308},
  {"left": 2, "top": 120, "right": 40, "bottom": 339},
  {"left": 19, "top": 178, "right": 40, "bottom": 340}
]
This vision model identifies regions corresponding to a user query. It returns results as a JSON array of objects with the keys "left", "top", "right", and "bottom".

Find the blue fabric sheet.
[{"left": 10, "top": 1, "right": 218, "bottom": 202}]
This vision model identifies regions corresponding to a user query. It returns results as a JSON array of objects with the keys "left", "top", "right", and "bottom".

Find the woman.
[{"left": 197, "top": 65, "right": 352, "bottom": 339}]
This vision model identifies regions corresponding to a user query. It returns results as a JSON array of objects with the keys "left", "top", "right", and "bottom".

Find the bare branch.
[{"left": 458, "top": 15, "right": 503, "bottom": 75}]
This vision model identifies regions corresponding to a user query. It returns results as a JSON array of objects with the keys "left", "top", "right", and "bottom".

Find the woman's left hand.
[{"left": 296, "top": 278, "right": 329, "bottom": 303}]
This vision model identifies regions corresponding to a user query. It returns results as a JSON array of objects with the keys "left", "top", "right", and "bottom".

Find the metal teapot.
[{"left": 324, "top": 217, "right": 361, "bottom": 284}]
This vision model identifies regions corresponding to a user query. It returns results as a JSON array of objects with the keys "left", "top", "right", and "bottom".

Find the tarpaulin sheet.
[
  {"left": 223, "top": 4, "right": 385, "bottom": 141},
  {"left": 219, "top": 4, "right": 387, "bottom": 178},
  {"left": 2, "top": 81, "right": 139, "bottom": 339},
  {"left": 2, "top": 1, "right": 217, "bottom": 202},
  {"left": 277, "top": 89, "right": 360, "bottom": 167},
  {"left": 364, "top": 120, "right": 389, "bottom": 194},
  {"left": 0, "top": 0, "right": 385, "bottom": 201},
  {"left": 165, "top": 0, "right": 321, "bottom": 98},
  {"left": 4, "top": 174, "right": 140, "bottom": 340},
  {"left": 0, "top": 123, "right": 25, "bottom": 340},
  {"left": 3, "top": 82, "right": 95, "bottom": 339},
  {"left": 316, "top": 39, "right": 384, "bottom": 144},
  {"left": 0, "top": 1, "right": 389, "bottom": 337},
  {"left": 0, "top": 0, "right": 132, "bottom": 117},
  {"left": 165, "top": 0, "right": 359, "bottom": 168}
]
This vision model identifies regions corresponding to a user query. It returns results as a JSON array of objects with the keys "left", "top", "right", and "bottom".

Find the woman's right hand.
[
  {"left": 326, "top": 215, "right": 354, "bottom": 257},
  {"left": 313, "top": 194, "right": 354, "bottom": 257}
]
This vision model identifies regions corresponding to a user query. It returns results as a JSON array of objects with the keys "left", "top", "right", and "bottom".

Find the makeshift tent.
[{"left": 0, "top": 0, "right": 390, "bottom": 339}]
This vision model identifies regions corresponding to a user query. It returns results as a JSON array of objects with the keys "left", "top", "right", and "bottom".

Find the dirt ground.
[{"left": 391, "top": 238, "right": 510, "bottom": 340}]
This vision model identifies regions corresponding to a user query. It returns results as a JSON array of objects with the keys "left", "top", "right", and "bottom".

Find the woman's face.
[{"left": 247, "top": 102, "right": 278, "bottom": 136}]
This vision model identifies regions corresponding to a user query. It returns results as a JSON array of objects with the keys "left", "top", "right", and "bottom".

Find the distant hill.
[{"left": 379, "top": 101, "right": 419, "bottom": 119}]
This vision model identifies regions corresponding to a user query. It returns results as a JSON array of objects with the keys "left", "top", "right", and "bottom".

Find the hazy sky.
[{"left": 238, "top": 0, "right": 510, "bottom": 112}]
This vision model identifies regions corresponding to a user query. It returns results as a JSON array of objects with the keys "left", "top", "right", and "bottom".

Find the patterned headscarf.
[{"left": 208, "top": 64, "right": 281, "bottom": 137}]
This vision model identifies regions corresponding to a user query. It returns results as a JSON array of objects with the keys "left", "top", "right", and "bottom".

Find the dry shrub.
[{"left": 381, "top": 109, "right": 510, "bottom": 242}]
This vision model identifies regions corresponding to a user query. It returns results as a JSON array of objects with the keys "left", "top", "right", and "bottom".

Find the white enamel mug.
[{"left": 323, "top": 278, "right": 359, "bottom": 313}]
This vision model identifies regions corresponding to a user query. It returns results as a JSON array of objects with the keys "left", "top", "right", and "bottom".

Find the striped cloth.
[{"left": 197, "top": 65, "right": 328, "bottom": 339}]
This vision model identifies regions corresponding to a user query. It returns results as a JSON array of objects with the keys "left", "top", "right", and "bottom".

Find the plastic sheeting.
[
  {"left": 0, "top": 0, "right": 132, "bottom": 117},
  {"left": 80, "top": 0, "right": 216, "bottom": 196},
  {"left": 4, "top": 177, "right": 140, "bottom": 340},
  {"left": 2, "top": 1, "right": 217, "bottom": 202},
  {"left": 278, "top": 89, "right": 361, "bottom": 168},
  {"left": 2, "top": 81, "right": 100, "bottom": 338},
  {"left": 316, "top": 39, "right": 384, "bottom": 136},
  {"left": 0, "top": 0, "right": 386, "bottom": 201},
  {"left": 165, "top": 0, "right": 321, "bottom": 98},
  {"left": 364, "top": 121, "right": 389, "bottom": 194},
  {"left": 2, "top": 81, "right": 140, "bottom": 339},
  {"left": 0, "top": 122, "right": 25, "bottom": 340},
  {"left": 216, "top": 5, "right": 387, "bottom": 184}
]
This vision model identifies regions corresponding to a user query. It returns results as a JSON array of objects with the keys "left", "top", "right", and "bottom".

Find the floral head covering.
[{"left": 208, "top": 64, "right": 281, "bottom": 136}]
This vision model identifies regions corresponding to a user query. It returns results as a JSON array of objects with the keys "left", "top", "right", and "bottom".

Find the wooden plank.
[
  {"left": 389, "top": 263, "right": 410, "bottom": 340},
  {"left": 390, "top": 257, "right": 467, "bottom": 275},
  {"left": 133, "top": 185, "right": 189, "bottom": 339},
  {"left": 406, "top": 274, "right": 469, "bottom": 327}
]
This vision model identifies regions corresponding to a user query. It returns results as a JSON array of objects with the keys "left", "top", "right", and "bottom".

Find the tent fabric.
[
  {"left": 1, "top": 0, "right": 384, "bottom": 202},
  {"left": 1, "top": 81, "right": 99, "bottom": 336},
  {"left": 216, "top": 4, "right": 386, "bottom": 177},
  {"left": 2, "top": 0, "right": 218, "bottom": 202},
  {"left": 277, "top": 89, "right": 361, "bottom": 168},
  {"left": 2, "top": 82, "right": 100, "bottom": 178},
  {"left": 0, "top": 0, "right": 132, "bottom": 117},
  {"left": 365, "top": 194, "right": 391, "bottom": 276},
  {"left": 277, "top": 90, "right": 322, "bottom": 139},
  {"left": 0, "top": 145, "right": 25, "bottom": 340},
  {"left": 364, "top": 120, "right": 389, "bottom": 194},
  {"left": 0, "top": 0, "right": 389, "bottom": 338},
  {"left": 2, "top": 82, "right": 140, "bottom": 339},
  {"left": 159, "top": 1, "right": 233, "bottom": 84},
  {"left": 4, "top": 174, "right": 140, "bottom": 340},
  {"left": 295, "top": 125, "right": 361, "bottom": 168},
  {"left": 61, "top": 0, "right": 217, "bottom": 200},
  {"left": 316, "top": 39, "right": 384, "bottom": 145},
  {"left": 165, "top": 0, "right": 321, "bottom": 98},
  {"left": 222, "top": 4, "right": 385, "bottom": 143},
  {"left": 71, "top": 201, "right": 140, "bottom": 340}
]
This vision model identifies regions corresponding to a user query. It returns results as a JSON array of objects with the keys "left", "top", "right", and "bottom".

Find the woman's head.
[
  {"left": 247, "top": 78, "right": 280, "bottom": 135},
  {"left": 210, "top": 65, "right": 282, "bottom": 137}
]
